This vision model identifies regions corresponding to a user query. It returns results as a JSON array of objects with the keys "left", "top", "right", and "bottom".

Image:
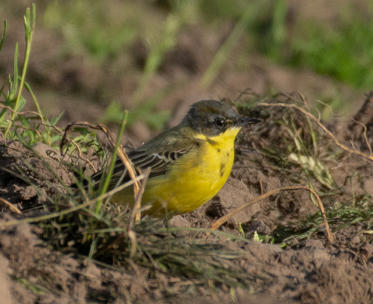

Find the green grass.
[
  {"left": 43, "top": 0, "right": 137, "bottom": 62},
  {"left": 38, "top": 0, "right": 373, "bottom": 125},
  {"left": 282, "top": 17, "right": 373, "bottom": 88},
  {"left": 273, "top": 194, "right": 373, "bottom": 245},
  {"left": 253, "top": 2, "right": 373, "bottom": 89},
  {"left": 200, "top": 0, "right": 373, "bottom": 89},
  {"left": 0, "top": 5, "right": 60, "bottom": 146},
  {"left": 0, "top": 3, "right": 104, "bottom": 164}
]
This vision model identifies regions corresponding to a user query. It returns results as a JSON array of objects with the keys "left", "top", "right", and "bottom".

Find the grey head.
[{"left": 182, "top": 99, "right": 259, "bottom": 136}]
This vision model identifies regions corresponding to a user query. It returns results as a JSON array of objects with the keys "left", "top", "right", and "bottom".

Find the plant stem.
[
  {"left": 95, "top": 110, "right": 128, "bottom": 212},
  {"left": 5, "top": 5, "right": 35, "bottom": 137}
]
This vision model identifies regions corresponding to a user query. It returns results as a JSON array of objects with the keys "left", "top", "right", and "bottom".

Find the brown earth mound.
[{"left": 0, "top": 94, "right": 373, "bottom": 303}]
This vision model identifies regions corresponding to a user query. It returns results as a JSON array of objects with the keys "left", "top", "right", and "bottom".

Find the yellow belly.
[{"left": 112, "top": 128, "right": 240, "bottom": 216}]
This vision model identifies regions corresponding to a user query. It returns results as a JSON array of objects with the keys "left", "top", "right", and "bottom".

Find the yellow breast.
[{"left": 113, "top": 127, "right": 241, "bottom": 216}]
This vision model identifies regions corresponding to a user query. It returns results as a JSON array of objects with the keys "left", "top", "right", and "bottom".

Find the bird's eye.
[{"left": 214, "top": 117, "right": 226, "bottom": 128}]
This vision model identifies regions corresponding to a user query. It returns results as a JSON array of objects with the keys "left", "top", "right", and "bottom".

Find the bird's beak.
[{"left": 236, "top": 116, "right": 261, "bottom": 126}]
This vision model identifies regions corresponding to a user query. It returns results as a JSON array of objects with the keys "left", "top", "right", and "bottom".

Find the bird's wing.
[
  {"left": 125, "top": 148, "right": 189, "bottom": 177},
  {"left": 90, "top": 130, "right": 200, "bottom": 188}
]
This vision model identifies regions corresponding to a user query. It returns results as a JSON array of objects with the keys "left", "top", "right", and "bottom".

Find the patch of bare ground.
[{"left": 1, "top": 91, "right": 373, "bottom": 303}]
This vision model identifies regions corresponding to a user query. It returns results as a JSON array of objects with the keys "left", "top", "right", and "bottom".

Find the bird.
[{"left": 90, "top": 99, "right": 259, "bottom": 217}]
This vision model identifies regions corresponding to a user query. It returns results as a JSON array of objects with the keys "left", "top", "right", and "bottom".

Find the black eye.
[{"left": 214, "top": 117, "right": 226, "bottom": 128}]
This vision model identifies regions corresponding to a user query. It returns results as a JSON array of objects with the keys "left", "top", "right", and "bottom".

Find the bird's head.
[{"left": 183, "top": 99, "right": 259, "bottom": 137}]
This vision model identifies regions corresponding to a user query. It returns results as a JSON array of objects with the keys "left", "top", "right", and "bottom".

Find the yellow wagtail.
[{"left": 92, "top": 100, "right": 259, "bottom": 216}]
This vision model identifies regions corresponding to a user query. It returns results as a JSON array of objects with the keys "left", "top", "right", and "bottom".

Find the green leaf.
[
  {"left": 0, "top": 20, "right": 7, "bottom": 52},
  {"left": 50, "top": 111, "right": 64, "bottom": 126},
  {"left": 11, "top": 43, "right": 19, "bottom": 99},
  {"left": 102, "top": 101, "right": 124, "bottom": 124}
]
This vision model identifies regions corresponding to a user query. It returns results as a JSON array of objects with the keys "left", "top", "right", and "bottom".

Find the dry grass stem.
[
  {"left": 352, "top": 119, "right": 373, "bottom": 155},
  {"left": 60, "top": 121, "right": 114, "bottom": 172},
  {"left": 61, "top": 121, "right": 144, "bottom": 220},
  {"left": 0, "top": 103, "right": 63, "bottom": 135},
  {"left": 117, "top": 146, "right": 142, "bottom": 222},
  {"left": 258, "top": 99, "right": 373, "bottom": 161},
  {"left": 0, "top": 197, "right": 22, "bottom": 214},
  {"left": 0, "top": 174, "right": 145, "bottom": 228},
  {"left": 127, "top": 168, "right": 150, "bottom": 258},
  {"left": 60, "top": 121, "right": 115, "bottom": 149},
  {"left": 60, "top": 119, "right": 146, "bottom": 223},
  {"left": 211, "top": 185, "right": 334, "bottom": 243},
  {"left": 69, "top": 139, "right": 97, "bottom": 172}
]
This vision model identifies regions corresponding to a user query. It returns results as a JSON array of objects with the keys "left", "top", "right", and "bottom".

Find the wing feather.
[
  {"left": 89, "top": 126, "right": 202, "bottom": 189},
  {"left": 90, "top": 142, "right": 197, "bottom": 188}
]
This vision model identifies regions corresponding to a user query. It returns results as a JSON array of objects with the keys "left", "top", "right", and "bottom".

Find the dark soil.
[{"left": 1, "top": 94, "right": 373, "bottom": 303}]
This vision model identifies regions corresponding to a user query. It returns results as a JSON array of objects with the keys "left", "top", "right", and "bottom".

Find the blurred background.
[{"left": 1, "top": 0, "right": 372, "bottom": 143}]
